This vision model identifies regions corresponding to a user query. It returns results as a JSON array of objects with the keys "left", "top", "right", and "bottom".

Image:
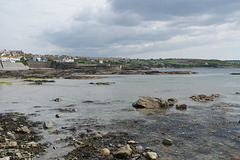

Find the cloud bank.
[{"left": 1, "top": 0, "right": 240, "bottom": 59}]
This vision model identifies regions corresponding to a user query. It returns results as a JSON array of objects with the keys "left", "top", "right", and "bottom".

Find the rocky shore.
[
  {"left": 0, "top": 69, "right": 197, "bottom": 79},
  {"left": 0, "top": 113, "right": 49, "bottom": 159}
]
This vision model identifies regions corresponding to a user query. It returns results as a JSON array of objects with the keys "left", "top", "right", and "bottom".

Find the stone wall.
[
  {"left": 27, "top": 61, "right": 52, "bottom": 69},
  {"left": 51, "top": 62, "right": 78, "bottom": 69}
]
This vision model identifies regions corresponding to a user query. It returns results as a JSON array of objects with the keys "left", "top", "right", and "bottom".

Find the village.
[{"left": 0, "top": 49, "right": 126, "bottom": 70}]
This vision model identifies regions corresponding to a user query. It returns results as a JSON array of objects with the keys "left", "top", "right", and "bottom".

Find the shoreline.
[{"left": 0, "top": 69, "right": 197, "bottom": 79}]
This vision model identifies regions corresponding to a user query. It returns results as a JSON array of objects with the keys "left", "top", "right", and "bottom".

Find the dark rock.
[
  {"left": 162, "top": 138, "right": 173, "bottom": 146},
  {"left": 144, "top": 71, "right": 197, "bottom": 75},
  {"left": 54, "top": 98, "right": 62, "bottom": 102},
  {"left": 167, "top": 98, "right": 178, "bottom": 106},
  {"left": 176, "top": 104, "right": 187, "bottom": 110},
  {"left": 55, "top": 114, "right": 62, "bottom": 118},
  {"left": 89, "top": 82, "right": 114, "bottom": 85}
]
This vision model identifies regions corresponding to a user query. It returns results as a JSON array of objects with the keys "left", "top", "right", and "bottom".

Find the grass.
[{"left": 0, "top": 82, "right": 11, "bottom": 85}]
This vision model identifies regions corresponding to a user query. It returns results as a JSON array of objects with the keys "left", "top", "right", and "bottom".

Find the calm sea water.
[{"left": 0, "top": 68, "right": 239, "bottom": 159}]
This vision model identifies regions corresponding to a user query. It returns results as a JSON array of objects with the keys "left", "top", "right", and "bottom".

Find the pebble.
[
  {"left": 145, "top": 152, "right": 158, "bottom": 160},
  {"left": 19, "top": 126, "right": 29, "bottom": 133},
  {"left": 128, "top": 140, "right": 137, "bottom": 144},
  {"left": 8, "top": 141, "right": 17, "bottom": 148},
  {"left": 136, "top": 145, "right": 144, "bottom": 152},
  {"left": 43, "top": 121, "right": 53, "bottom": 129},
  {"left": 113, "top": 144, "right": 133, "bottom": 159},
  {"left": 100, "top": 148, "right": 110, "bottom": 156},
  {"left": 0, "top": 157, "right": 10, "bottom": 160},
  {"left": 54, "top": 98, "right": 62, "bottom": 102},
  {"left": 55, "top": 114, "right": 62, "bottom": 118},
  {"left": 94, "top": 133, "right": 102, "bottom": 139},
  {"left": 27, "top": 142, "right": 37, "bottom": 147},
  {"left": 162, "top": 138, "right": 173, "bottom": 146}
]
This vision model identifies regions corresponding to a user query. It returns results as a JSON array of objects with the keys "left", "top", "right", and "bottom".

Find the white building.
[{"left": 0, "top": 49, "right": 23, "bottom": 62}]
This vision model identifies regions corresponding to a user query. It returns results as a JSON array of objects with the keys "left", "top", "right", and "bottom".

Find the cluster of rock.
[
  {"left": 190, "top": 94, "right": 220, "bottom": 102},
  {"left": 132, "top": 96, "right": 187, "bottom": 110},
  {"left": 231, "top": 73, "right": 240, "bottom": 75},
  {"left": 89, "top": 82, "right": 115, "bottom": 85},
  {"left": 24, "top": 79, "right": 55, "bottom": 85},
  {"left": 0, "top": 113, "right": 49, "bottom": 159},
  {"left": 0, "top": 69, "right": 198, "bottom": 79},
  {"left": 61, "top": 131, "right": 159, "bottom": 160},
  {"left": 143, "top": 71, "right": 197, "bottom": 75}
]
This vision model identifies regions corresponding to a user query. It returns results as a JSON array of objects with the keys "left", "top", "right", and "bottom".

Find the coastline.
[
  {"left": 0, "top": 69, "right": 197, "bottom": 79},
  {"left": 0, "top": 68, "right": 239, "bottom": 159}
]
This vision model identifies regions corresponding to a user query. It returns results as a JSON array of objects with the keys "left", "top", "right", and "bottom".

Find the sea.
[{"left": 0, "top": 68, "right": 239, "bottom": 159}]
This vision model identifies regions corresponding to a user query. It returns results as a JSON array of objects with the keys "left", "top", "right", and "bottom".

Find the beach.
[{"left": 0, "top": 68, "right": 239, "bottom": 159}]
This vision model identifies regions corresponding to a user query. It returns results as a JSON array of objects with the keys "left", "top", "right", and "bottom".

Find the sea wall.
[{"left": 0, "top": 62, "right": 29, "bottom": 70}]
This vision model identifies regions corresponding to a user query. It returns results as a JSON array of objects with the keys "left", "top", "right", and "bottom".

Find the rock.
[
  {"left": 176, "top": 104, "right": 187, "bottom": 110},
  {"left": 136, "top": 145, "right": 144, "bottom": 152},
  {"left": 43, "top": 121, "right": 53, "bottom": 129},
  {"left": 8, "top": 141, "right": 17, "bottom": 148},
  {"left": 162, "top": 138, "right": 173, "bottom": 146},
  {"left": 113, "top": 144, "right": 133, "bottom": 159},
  {"left": 93, "top": 133, "right": 102, "bottom": 139},
  {"left": 167, "top": 98, "right": 178, "bottom": 106},
  {"left": 18, "top": 126, "right": 29, "bottom": 133},
  {"left": 0, "top": 157, "right": 10, "bottom": 160},
  {"left": 127, "top": 140, "right": 137, "bottom": 144},
  {"left": 7, "top": 132, "right": 16, "bottom": 139},
  {"left": 100, "top": 148, "right": 110, "bottom": 157},
  {"left": 236, "top": 92, "right": 240, "bottom": 94},
  {"left": 55, "top": 114, "right": 62, "bottom": 118},
  {"left": 190, "top": 94, "right": 220, "bottom": 102},
  {"left": 145, "top": 152, "right": 158, "bottom": 160},
  {"left": 212, "top": 94, "right": 220, "bottom": 98},
  {"left": 132, "top": 96, "right": 169, "bottom": 109},
  {"left": 27, "top": 142, "right": 37, "bottom": 147},
  {"left": 89, "top": 82, "right": 113, "bottom": 85},
  {"left": 0, "top": 127, "right": 3, "bottom": 131},
  {"left": 54, "top": 98, "right": 61, "bottom": 102}
]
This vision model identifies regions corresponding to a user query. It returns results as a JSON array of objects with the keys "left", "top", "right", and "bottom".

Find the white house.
[{"left": 0, "top": 49, "right": 22, "bottom": 62}]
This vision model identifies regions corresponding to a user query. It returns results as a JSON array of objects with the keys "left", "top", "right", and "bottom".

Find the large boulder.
[{"left": 132, "top": 96, "right": 169, "bottom": 109}]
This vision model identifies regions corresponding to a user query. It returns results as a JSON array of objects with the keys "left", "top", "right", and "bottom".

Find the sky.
[{"left": 0, "top": 0, "right": 240, "bottom": 60}]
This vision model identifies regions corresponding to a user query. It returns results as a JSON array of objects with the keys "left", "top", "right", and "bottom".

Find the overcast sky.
[{"left": 0, "top": 0, "right": 240, "bottom": 59}]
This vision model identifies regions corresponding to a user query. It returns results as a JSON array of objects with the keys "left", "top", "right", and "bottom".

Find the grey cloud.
[
  {"left": 41, "top": 0, "right": 240, "bottom": 58},
  {"left": 111, "top": 0, "right": 240, "bottom": 22}
]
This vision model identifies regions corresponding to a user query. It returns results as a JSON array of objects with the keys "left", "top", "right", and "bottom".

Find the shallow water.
[{"left": 0, "top": 68, "right": 240, "bottom": 159}]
